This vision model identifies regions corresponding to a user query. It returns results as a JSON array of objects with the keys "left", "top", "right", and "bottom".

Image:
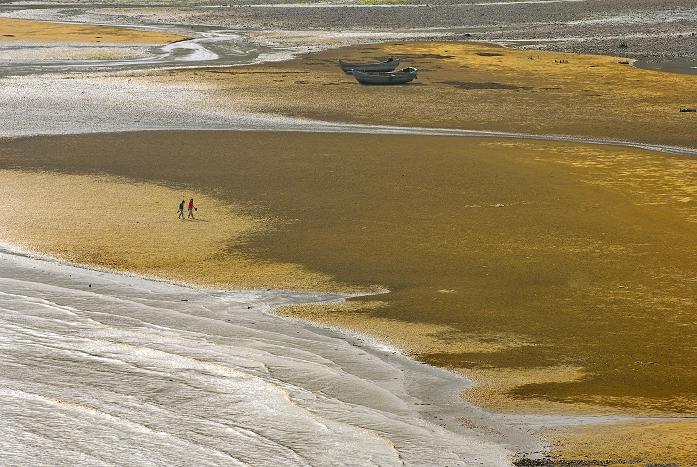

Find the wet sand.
[
  {"left": 0, "top": 17, "right": 184, "bottom": 44},
  {"left": 0, "top": 17, "right": 187, "bottom": 70},
  {"left": 3, "top": 131, "right": 697, "bottom": 428},
  {"left": 172, "top": 41, "right": 697, "bottom": 148},
  {"left": 18, "top": 0, "right": 697, "bottom": 60},
  {"left": 545, "top": 419, "right": 697, "bottom": 465},
  {"left": 1, "top": 244, "right": 522, "bottom": 466},
  {"left": 4, "top": 21, "right": 697, "bottom": 463},
  {"left": 0, "top": 170, "right": 341, "bottom": 291}
]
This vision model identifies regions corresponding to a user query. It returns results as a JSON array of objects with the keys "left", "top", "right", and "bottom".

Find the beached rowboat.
[
  {"left": 352, "top": 67, "right": 418, "bottom": 85},
  {"left": 339, "top": 57, "right": 400, "bottom": 73}
]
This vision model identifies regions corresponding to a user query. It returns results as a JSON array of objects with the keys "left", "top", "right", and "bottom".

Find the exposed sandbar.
[
  {"left": 545, "top": 420, "right": 697, "bottom": 466},
  {"left": 169, "top": 41, "right": 697, "bottom": 148},
  {"left": 0, "top": 17, "right": 185, "bottom": 44},
  {"left": 0, "top": 170, "right": 342, "bottom": 292}
]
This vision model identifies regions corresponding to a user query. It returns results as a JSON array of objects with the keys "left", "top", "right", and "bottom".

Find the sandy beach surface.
[
  {"left": 0, "top": 17, "right": 184, "bottom": 44},
  {"left": 2, "top": 8, "right": 697, "bottom": 466},
  {"left": 177, "top": 41, "right": 697, "bottom": 148}
]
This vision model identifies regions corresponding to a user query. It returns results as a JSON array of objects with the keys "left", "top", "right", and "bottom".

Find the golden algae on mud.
[
  {"left": 0, "top": 17, "right": 185, "bottom": 44},
  {"left": 2, "top": 131, "right": 697, "bottom": 417},
  {"left": 545, "top": 420, "right": 697, "bottom": 466},
  {"left": 0, "top": 170, "right": 342, "bottom": 292},
  {"left": 182, "top": 41, "right": 697, "bottom": 148}
]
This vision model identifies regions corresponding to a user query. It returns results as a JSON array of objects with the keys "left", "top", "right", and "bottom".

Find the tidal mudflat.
[
  {"left": 4, "top": 130, "right": 697, "bottom": 463},
  {"left": 0, "top": 17, "right": 185, "bottom": 65},
  {"left": 175, "top": 41, "right": 697, "bottom": 148},
  {"left": 3, "top": 131, "right": 697, "bottom": 415},
  {"left": 3, "top": 10, "right": 697, "bottom": 465},
  {"left": 1, "top": 243, "right": 527, "bottom": 466},
  {"left": 0, "top": 17, "right": 184, "bottom": 44}
]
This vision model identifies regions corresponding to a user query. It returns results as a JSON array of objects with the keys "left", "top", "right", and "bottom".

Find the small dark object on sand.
[
  {"left": 680, "top": 108, "right": 697, "bottom": 112},
  {"left": 353, "top": 67, "right": 418, "bottom": 85},
  {"left": 618, "top": 60, "right": 630, "bottom": 64},
  {"left": 618, "top": 41, "right": 628, "bottom": 48}
]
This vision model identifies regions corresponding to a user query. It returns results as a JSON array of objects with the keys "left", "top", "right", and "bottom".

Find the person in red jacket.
[{"left": 187, "top": 198, "right": 196, "bottom": 219}]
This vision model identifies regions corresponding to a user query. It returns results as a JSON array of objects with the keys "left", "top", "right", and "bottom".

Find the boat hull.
[
  {"left": 352, "top": 67, "right": 418, "bottom": 85},
  {"left": 339, "top": 58, "right": 400, "bottom": 74}
]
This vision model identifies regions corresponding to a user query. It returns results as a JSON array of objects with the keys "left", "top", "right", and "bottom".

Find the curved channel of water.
[{"left": 0, "top": 27, "right": 290, "bottom": 77}]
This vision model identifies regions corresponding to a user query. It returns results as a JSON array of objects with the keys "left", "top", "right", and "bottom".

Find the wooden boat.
[
  {"left": 339, "top": 57, "right": 400, "bottom": 74},
  {"left": 352, "top": 67, "right": 418, "bottom": 85}
]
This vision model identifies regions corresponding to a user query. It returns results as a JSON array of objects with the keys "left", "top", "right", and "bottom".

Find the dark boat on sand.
[
  {"left": 352, "top": 67, "right": 418, "bottom": 85},
  {"left": 339, "top": 57, "right": 400, "bottom": 73}
]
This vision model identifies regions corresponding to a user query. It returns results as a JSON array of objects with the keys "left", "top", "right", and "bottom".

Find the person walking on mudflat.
[
  {"left": 187, "top": 198, "right": 196, "bottom": 219},
  {"left": 178, "top": 199, "right": 185, "bottom": 219}
]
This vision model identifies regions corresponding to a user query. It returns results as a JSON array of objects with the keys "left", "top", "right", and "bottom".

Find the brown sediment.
[
  {"left": 278, "top": 301, "right": 536, "bottom": 354},
  {"left": 0, "top": 36, "right": 694, "bottom": 463},
  {"left": 543, "top": 420, "right": 697, "bottom": 466},
  {"left": 2, "top": 131, "right": 697, "bottom": 420},
  {"left": 0, "top": 17, "right": 185, "bottom": 44},
  {"left": 167, "top": 41, "right": 697, "bottom": 148},
  {"left": 0, "top": 170, "right": 342, "bottom": 292}
]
